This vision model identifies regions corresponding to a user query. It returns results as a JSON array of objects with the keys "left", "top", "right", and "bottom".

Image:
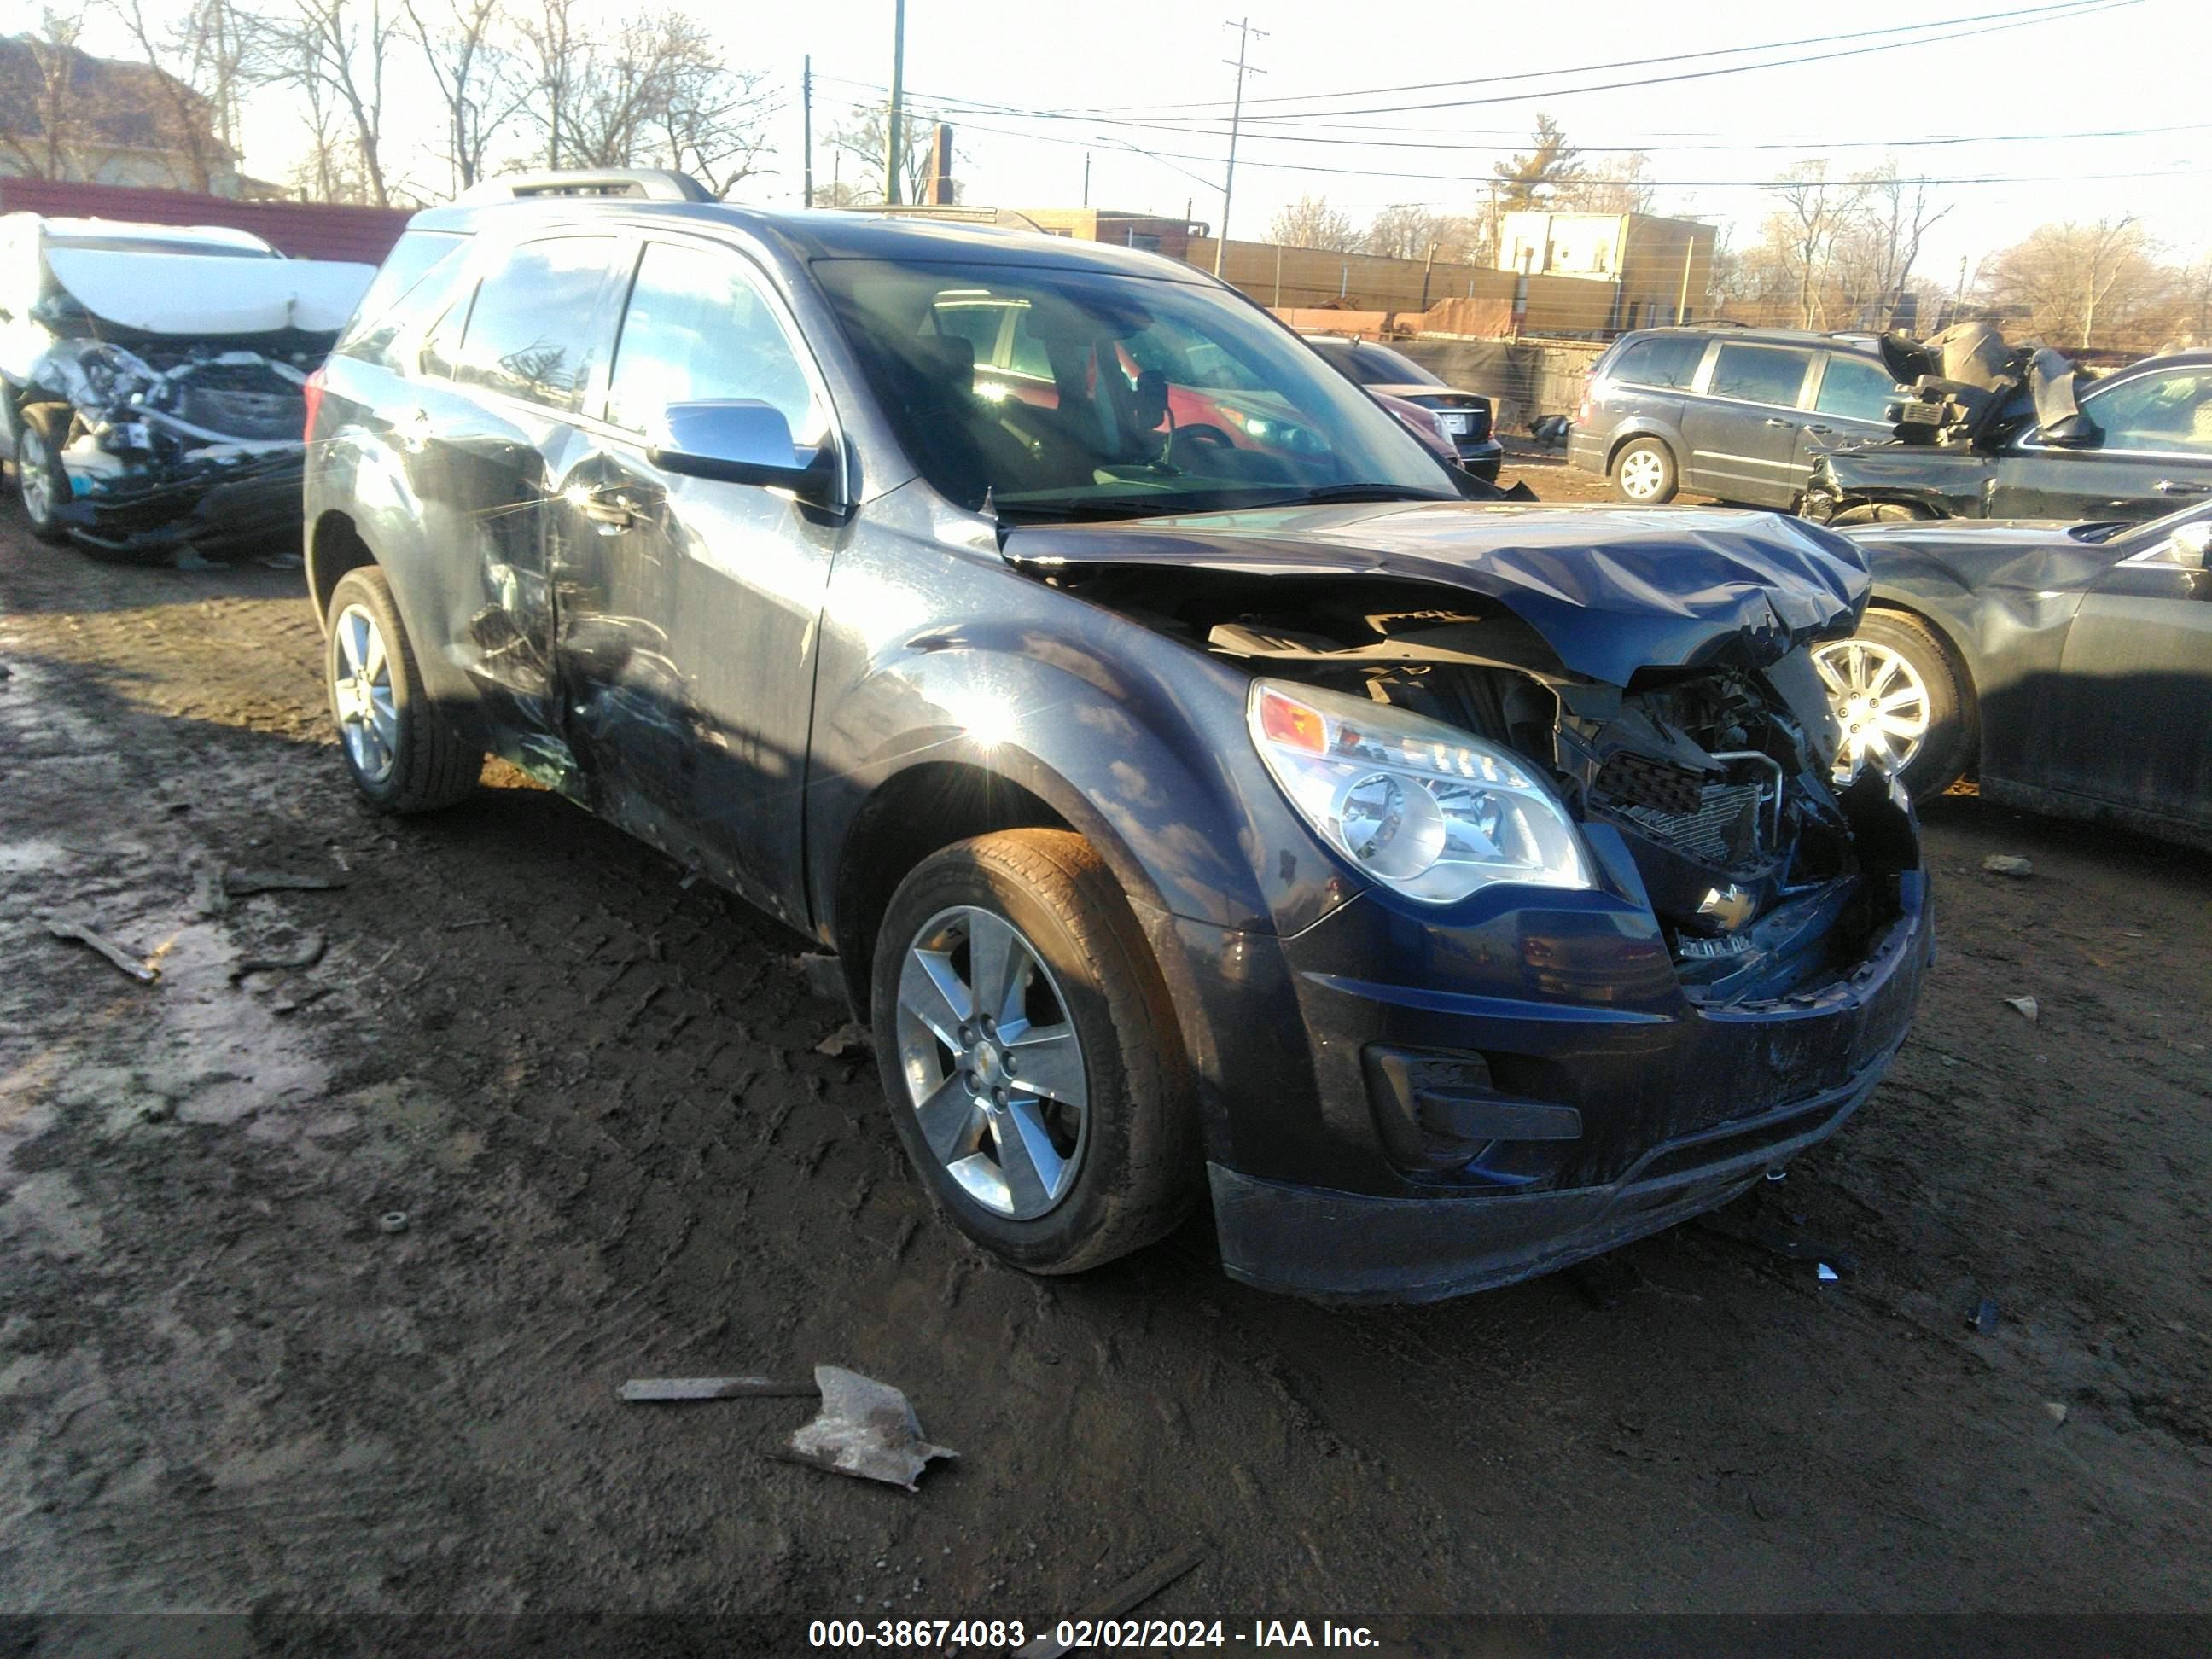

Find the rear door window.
[
  {"left": 454, "top": 236, "right": 615, "bottom": 413},
  {"left": 1606, "top": 335, "right": 1705, "bottom": 391},
  {"left": 1708, "top": 344, "right": 1814, "bottom": 408},
  {"left": 1814, "top": 353, "right": 1901, "bottom": 422},
  {"left": 604, "top": 239, "right": 821, "bottom": 442},
  {"left": 2081, "top": 370, "right": 2212, "bottom": 454}
]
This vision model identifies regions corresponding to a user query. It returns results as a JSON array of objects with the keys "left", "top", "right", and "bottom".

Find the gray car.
[{"left": 1568, "top": 326, "right": 1902, "bottom": 509}]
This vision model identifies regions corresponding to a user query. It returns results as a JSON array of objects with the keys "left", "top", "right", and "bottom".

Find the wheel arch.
[
  {"left": 1605, "top": 422, "right": 1681, "bottom": 474},
  {"left": 307, "top": 509, "right": 377, "bottom": 628}
]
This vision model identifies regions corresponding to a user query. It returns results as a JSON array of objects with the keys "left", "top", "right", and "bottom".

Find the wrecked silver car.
[{"left": 0, "top": 213, "right": 375, "bottom": 560}]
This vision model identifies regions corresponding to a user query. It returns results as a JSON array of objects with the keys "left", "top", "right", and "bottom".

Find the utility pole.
[
  {"left": 1082, "top": 151, "right": 1090, "bottom": 207},
  {"left": 885, "top": 0, "right": 907, "bottom": 206},
  {"left": 1214, "top": 16, "right": 1266, "bottom": 276},
  {"left": 1952, "top": 253, "right": 1970, "bottom": 326},
  {"left": 802, "top": 55, "right": 813, "bottom": 208}
]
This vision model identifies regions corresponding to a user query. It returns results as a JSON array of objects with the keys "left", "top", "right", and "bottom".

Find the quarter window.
[
  {"left": 1814, "top": 354, "right": 1901, "bottom": 422},
  {"left": 1708, "top": 344, "right": 1813, "bottom": 408},
  {"left": 1606, "top": 335, "right": 1705, "bottom": 391},
  {"left": 606, "top": 241, "right": 821, "bottom": 440},
  {"left": 2083, "top": 371, "right": 2212, "bottom": 453},
  {"left": 455, "top": 236, "right": 614, "bottom": 411}
]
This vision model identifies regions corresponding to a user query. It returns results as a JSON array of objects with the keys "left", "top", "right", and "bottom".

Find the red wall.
[{"left": 0, "top": 178, "right": 410, "bottom": 266}]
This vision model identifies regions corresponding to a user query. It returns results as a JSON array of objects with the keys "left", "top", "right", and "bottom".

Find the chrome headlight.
[{"left": 1247, "top": 678, "right": 1593, "bottom": 905}]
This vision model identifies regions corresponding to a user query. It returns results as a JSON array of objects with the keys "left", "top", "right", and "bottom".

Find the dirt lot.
[{"left": 1, "top": 471, "right": 2208, "bottom": 1651}]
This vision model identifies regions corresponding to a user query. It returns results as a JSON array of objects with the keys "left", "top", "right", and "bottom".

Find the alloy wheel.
[
  {"left": 894, "top": 905, "right": 1090, "bottom": 1220},
  {"left": 18, "top": 425, "right": 56, "bottom": 527},
  {"left": 1814, "top": 637, "right": 1930, "bottom": 776},
  {"left": 1618, "top": 448, "right": 1666, "bottom": 500},
  {"left": 331, "top": 602, "right": 400, "bottom": 785}
]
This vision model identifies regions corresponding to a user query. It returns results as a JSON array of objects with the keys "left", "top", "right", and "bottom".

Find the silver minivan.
[{"left": 1566, "top": 327, "right": 1901, "bottom": 509}]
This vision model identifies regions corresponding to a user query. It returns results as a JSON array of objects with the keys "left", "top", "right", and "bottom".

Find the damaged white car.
[{"left": 0, "top": 213, "right": 375, "bottom": 561}]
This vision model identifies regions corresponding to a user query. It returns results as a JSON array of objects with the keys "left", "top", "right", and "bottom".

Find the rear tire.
[
  {"left": 324, "top": 566, "right": 482, "bottom": 813},
  {"left": 870, "top": 829, "right": 1198, "bottom": 1274},
  {"left": 1814, "top": 609, "right": 1972, "bottom": 801},
  {"left": 14, "top": 403, "right": 73, "bottom": 544},
  {"left": 1610, "top": 436, "right": 1677, "bottom": 504}
]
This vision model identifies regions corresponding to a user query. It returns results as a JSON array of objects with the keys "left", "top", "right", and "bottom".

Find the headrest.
[{"left": 917, "top": 333, "right": 975, "bottom": 391}]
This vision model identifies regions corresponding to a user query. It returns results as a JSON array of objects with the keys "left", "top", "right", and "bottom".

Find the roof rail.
[{"left": 457, "top": 168, "right": 713, "bottom": 205}]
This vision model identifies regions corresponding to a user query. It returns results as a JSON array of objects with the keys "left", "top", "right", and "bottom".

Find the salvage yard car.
[
  {"left": 1805, "top": 349, "right": 2212, "bottom": 527},
  {"left": 0, "top": 212, "right": 375, "bottom": 560},
  {"left": 302, "top": 170, "right": 1930, "bottom": 1301},
  {"left": 1815, "top": 501, "right": 2212, "bottom": 843},
  {"left": 1303, "top": 332, "right": 1505, "bottom": 480}
]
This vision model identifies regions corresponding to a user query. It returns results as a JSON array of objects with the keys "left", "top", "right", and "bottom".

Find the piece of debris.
[
  {"left": 1982, "top": 855, "right": 2035, "bottom": 878},
  {"left": 1012, "top": 1545, "right": 1209, "bottom": 1659},
  {"left": 783, "top": 1366, "right": 956, "bottom": 1491},
  {"left": 1969, "top": 1298, "right": 2000, "bottom": 1335},
  {"left": 2045, "top": 1400, "right": 2069, "bottom": 1424},
  {"left": 222, "top": 869, "right": 348, "bottom": 895},
  {"left": 192, "top": 867, "right": 230, "bottom": 919},
  {"left": 815, "top": 1022, "right": 870, "bottom": 1058},
  {"left": 42, "top": 916, "right": 160, "bottom": 984},
  {"left": 138, "top": 1099, "right": 173, "bottom": 1124},
  {"left": 230, "top": 931, "right": 328, "bottom": 981},
  {"left": 619, "top": 1376, "right": 819, "bottom": 1402},
  {"left": 377, "top": 1211, "right": 410, "bottom": 1235},
  {"left": 2005, "top": 995, "right": 2040, "bottom": 1022},
  {"left": 1816, "top": 1263, "right": 1840, "bottom": 1283}
]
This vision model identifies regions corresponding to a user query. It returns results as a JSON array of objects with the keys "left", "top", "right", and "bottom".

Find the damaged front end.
[
  {"left": 1004, "top": 504, "right": 1929, "bottom": 1299},
  {"left": 26, "top": 335, "right": 324, "bottom": 557}
]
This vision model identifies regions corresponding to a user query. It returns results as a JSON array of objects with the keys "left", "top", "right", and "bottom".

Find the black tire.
[
  {"left": 323, "top": 566, "right": 482, "bottom": 812},
  {"left": 14, "top": 402, "right": 73, "bottom": 544},
  {"left": 870, "top": 829, "right": 1199, "bottom": 1274},
  {"left": 1610, "top": 435, "right": 1678, "bottom": 504},
  {"left": 1818, "top": 608, "right": 1974, "bottom": 802},
  {"left": 1831, "top": 501, "right": 1929, "bottom": 527}
]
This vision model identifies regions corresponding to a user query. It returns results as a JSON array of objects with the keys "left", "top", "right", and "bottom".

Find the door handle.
[
  {"left": 1762, "top": 417, "right": 1796, "bottom": 428},
  {"left": 579, "top": 488, "right": 635, "bottom": 532},
  {"left": 2155, "top": 479, "right": 2211, "bottom": 496},
  {"left": 1803, "top": 423, "right": 1833, "bottom": 435}
]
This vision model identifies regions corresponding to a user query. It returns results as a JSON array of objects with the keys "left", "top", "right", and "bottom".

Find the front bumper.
[
  {"left": 56, "top": 453, "right": 306, "bottom": 558},
  {"left": 1452, "top": 438, "right": 1503, "bottom": 480},
  {"left": 1185, "top": 832, "right": 1930, "bottom": 1301}
]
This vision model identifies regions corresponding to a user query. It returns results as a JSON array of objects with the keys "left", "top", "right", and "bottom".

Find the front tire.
[
  {"left": 1813, "top": 609, "right": 1972, "bottom": 801},
  {"left": 870, "top": 829, "right": 1198, "bottom": 1274},
  {"left": 14, "top": 403, "right": 73, "bottom": 544},
  {"left": 324, "top": 566, "right": 482, "bottom": 812},
  {"left": 1831, "top": 502, "right": 1929, "bottom": 527},
  {"left": 1610, "top": 436, "right": 1677, "bottom": 504}
]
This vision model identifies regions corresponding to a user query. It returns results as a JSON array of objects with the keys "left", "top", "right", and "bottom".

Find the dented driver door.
[{"left": 547, "top": 235, "right": 840, "bottom": 927}]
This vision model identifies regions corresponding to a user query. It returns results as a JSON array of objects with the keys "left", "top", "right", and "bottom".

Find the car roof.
[
  {"left": 402, "top": 195, "right": 1216, "bottom": 285},
  {"left": 1620, "top": 325, "right": 1878, "bottom": 351}
]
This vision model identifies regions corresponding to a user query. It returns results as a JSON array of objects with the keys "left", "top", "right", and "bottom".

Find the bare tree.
[
  {"left": 826, "top": 101, "right": 947, "bottom": 206},
  {"left": 0, "top": 9, "right": 95, "bottom": 181},
  {"left": 1980, "top": 218, "right": 2168, "bottom": 347},
  {"left": 403, "top": 0, "right": 529, "bottom": 192},
  {"left": 1493, "top": 114, "right": 1581, "bottom": 210},
  {"left": 1768, "top": 161, "right": 1863, "bottom": 329},
  {"left": 1556, "top": 152, "right": 1654, "bottom": 216},
  {"left": 1269, "top": 195, "right": 1358, "bottom": 253},
  {"left": 107, "top": 0, "right": 249, "bottom": 193},
  {"left": 1829, "top": 162, "right": 1950, "bottom": 329},
  {"left": 254, "top": 0, "right": 402, "bottom": 206}
]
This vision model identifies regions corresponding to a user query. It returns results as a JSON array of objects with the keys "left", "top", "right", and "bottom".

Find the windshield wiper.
[{"left": 1239, "top": 483, "right": 1456, "bottom": 509}]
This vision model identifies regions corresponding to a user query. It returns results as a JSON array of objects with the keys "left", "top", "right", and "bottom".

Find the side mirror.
[
  {"left": 647, "top": 399, "right": 840, "bottom": 506},
  {"left": 2172, "top": 521, "right": 2212, "bottom": 572},
  {"left": 2035, "top": 414, "right": 2099, "bottom": 448}
]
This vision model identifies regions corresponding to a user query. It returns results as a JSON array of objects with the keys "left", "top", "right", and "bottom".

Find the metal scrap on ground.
[
  {"left": 222, "top": 869, "right": 349, "bottom": 896},
  {"left": 1011, "top": 1545, "right": 1210, "bottom": 1659},
  {"left": 620, "top": 1376, "right": 820, "bottom": 1401},
  {"left": 2006, "top": 996, "right": 2040, "bottom": 1022},
  {"left": 783, "top": 1366, "right": 956, "bottom": 1491},
  {"left": 42, "top": 916, "right": 159, "bottom": 984},
  {"left": 230, "top": 931, "right": 328, "bottom": 981}
]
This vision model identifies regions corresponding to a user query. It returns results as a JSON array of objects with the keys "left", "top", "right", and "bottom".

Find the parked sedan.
[
  {"left": 1805, "top": 351, "right": 2212, "bottom": 527},
  {"left": 1816, "top": 502, "right": 2211, "bottom": 844},
  {"left": 1302, "top": 334, "right": 1505, "bottom": 480}
]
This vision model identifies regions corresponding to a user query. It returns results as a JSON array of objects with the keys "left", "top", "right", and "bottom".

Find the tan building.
[
  {"left": 0, "top": 36, "right": 243, "bottom": 198},
  {"left": 1499, "top": 210, "right": 1716, "bottom": 330}
]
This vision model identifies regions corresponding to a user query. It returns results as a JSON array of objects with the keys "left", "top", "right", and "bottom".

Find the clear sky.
[{"left": 76, "top": 0, "right": 2212, "bottom": 280}]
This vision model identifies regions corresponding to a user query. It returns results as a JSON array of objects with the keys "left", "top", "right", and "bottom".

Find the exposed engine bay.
[
  {"left": 32, "top": 335, "right": 317, "bottom": 488},
  {"left": 1059, "top": 569, "right": 1913, "bottom": 1005}
]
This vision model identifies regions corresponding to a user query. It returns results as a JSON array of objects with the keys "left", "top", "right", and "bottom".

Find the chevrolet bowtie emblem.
[{"left": 1697, "top": 884, "right": 1756, "bottom": 933}]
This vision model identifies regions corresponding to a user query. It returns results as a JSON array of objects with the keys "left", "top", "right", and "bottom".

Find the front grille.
[
  {"left": 1595, "top": 751, "right": 1707, "bottom": 817},
  {"left": 1615, "top": 782, "right": 1766, "bottom": 868}
]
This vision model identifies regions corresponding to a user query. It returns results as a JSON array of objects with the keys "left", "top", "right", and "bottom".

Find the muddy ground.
[{"left": 1, "top": 455, "right": 2207, "bottom": 1653}]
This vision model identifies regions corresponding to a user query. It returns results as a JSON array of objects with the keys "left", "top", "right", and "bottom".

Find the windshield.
[
  {"left": 1338, "top": 341, "right": 1444, "bottom": 389},
  {"left": 812, "top": 257, "right": 1454, "bottom": 519}
]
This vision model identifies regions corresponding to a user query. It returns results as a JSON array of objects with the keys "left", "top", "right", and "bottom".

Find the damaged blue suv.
[{"left": 303, "top": 171, "right": 1930, "bottom": 1301}]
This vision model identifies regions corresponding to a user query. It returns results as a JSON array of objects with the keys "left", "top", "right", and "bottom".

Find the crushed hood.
[
  {"left": 1005, "top": 502, "right": 1869, "bottom": 684},
  {"left": 40, "top": 248, "right": 377, "bottom": 337}
]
